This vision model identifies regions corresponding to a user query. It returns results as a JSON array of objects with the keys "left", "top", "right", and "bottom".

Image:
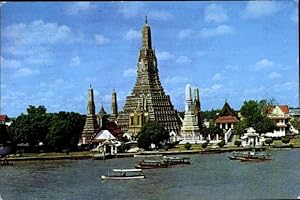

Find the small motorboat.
[
  {"left": 162, "top": 156, "right": 191, "bottom": 165},
  {"left": 135, "top": 159, "right": 169, "bottom": 169},
  {"left": 228, "top": 151, "right": 272, "bottom": 162},
  {"left": 101, "top": 169, "right": 145, "bottom": 180}
]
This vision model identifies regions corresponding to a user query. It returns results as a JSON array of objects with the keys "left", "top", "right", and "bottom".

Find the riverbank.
[
  {"left": 0, "top": 146, "right": 266, "bottom": 162},
  {"left": 2, "top": 139, "right": 299, "bottom": 162}
]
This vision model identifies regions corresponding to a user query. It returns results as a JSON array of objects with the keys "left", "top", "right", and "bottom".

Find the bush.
[
  {"left": 265, "top": 138, "right": 273, "bottom": 146},
  {"left": 234, "top": 140, "right": 242, "bottom": 147},
  {"left": 163, "top": 145, "right": 169, "bottom": 151},
  {"left": 184, "top": 142, "right": 191, "bottom": 150},
  {"left": 201, "top": 142, "right": 208, "bottom": 148},
  {"left": 281, "top": 136, "right": 290, "bottom": 144},
  {"left": 218, "top": 140, "right": 225, "bottom": 148}
]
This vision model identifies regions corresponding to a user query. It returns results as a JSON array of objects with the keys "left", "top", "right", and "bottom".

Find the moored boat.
[
  {"left": 162, "top": 156, "right": 191, "bottom": 165},
  {"left": 135, "top": 159, "right": 169, "bottom": 169},
  {"left": 228, "top": 151, "right": 272, "bottom": 162},
  {"left": 101, "top": 169, "right": 145, "bottom": 180}
]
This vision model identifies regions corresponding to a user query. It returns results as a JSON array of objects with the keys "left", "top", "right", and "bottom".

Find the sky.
[{"left": 0, "top": 1, "right": 299, "bottom": 118}]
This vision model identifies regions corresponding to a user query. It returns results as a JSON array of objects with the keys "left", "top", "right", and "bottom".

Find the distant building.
[
  {"left": 265, "top": 105, "right": 292, "bottom": 137},
  {"left": 289, "top": 107, "right": 300, "bottom": 120}
]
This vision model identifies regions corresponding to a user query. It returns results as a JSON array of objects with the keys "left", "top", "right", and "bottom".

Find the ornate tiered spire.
[{"left": 117, "top": 18, "right": 182, "bottom": 135}]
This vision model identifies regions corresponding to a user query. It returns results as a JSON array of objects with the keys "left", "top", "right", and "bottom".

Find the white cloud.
[
  {"left": 164, "top": 76, "right": 188, "bottom": 84},
  {"left": 212, "top": 73, "right": 223, "bottom": 81},
  {"left": 242, "top": 1, "right": 280, "bottom": 19},
  {"left": 273, "top": 81, "right": 296, "bottom": 91},
  {"left": 1, "top": 56, "right": 21, "bottom": 69},
  {"left": 15, "top": 67, "right": 40, "bottom": 77},
  {"left": 148, "top": 10, "right": 173, "bottom": 21},
  {"left": 200, "top": 24, "right": 234, "bottom": 37},
  {"left": 291, "top": 9, "right": 298, "bottom": 23},
  {"left": 268, "top": 71, "right": 281, "bottom": 79},
  {"left": 211, "top": 84, "right": 222, "bottom": 90},
  {"left": 94, "top": 34, "right": 110, "bottom": 45},
  {"left": 123, "top": 68, "right": 136, "bottom": 77},
  {"left": 204, "top": 4, "right": 228, "bottom": 23},
  {"left": 178, "top": 29, "right": 193, "bottom": 39},
  {"left": 200, "top": 84, "right": 223, "bottom": 97},
  {"left": 3, "top": 20, "right": 80, "bottom": 46},
  {"left": 195, "top": 51, "right": 207, "bottom": 57},
  {"left": 176, "top": 56, "right": 192, "bottom": 64},
  {"left": 70, "top": 56, "right": 80, "bottom": 67},
  {"left": 65, "top": 2, "right": 95, "bottom": 15},
  {"left": 124, "top": 29, "right": 141, "bottom": 40},
  {"left": 118, "top": 3, "right": 145, "bottom": 19},
  {"left": 156, "top": 51, "right": 175, "bottom": 61},
  {"left": 253, "top": 58, "right": 274, "bottom": 71}
]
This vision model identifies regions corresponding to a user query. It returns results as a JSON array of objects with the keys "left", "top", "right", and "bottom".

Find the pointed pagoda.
[
  {"left": 80, "top": 85, "right": 99, "bottom": 144},
  {"left": 193, "top": 87, "right": 204, "bottom": 129},
  {"left": 117, "top": 17, "right": 182, "bottom": 136}
]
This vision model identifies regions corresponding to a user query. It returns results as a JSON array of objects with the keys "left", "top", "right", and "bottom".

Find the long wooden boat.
[
  {"left": 101, "top": 169, "right": 145, "bottom": 180},
  {"left": 135, "top": 159, "right": 169, "bottom": 169},
  {"left": 0, "top": 159, "right": 13, "bottom": 166},
  {"left": 228, "top": 151, "right": 272, "bottom": 162},
  {"left": 162, "top": 156, "right": 191, "bottom": 165}
]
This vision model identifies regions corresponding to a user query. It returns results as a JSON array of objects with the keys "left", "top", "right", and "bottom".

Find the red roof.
[
  {"left": 268, "top": 105, "right": 289, "bottom": 114},
  {"left": 0, "top": 115, "right": 8, "bottom": 122},
  {"left": 215, "top": 115, "right": 239, "bottom": 123},
  {"left": 102, "top": 122, "right": 123, "bottom": 139}
]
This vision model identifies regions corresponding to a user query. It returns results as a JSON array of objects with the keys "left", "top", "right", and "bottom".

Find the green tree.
[
  {"left": 239, "top": 99, "right": 276, "bottom": 134},
  {"left": 290, "top": 118, "right": 300, "bottom": 131},
  {"left": 281, "top": 136, "right": 290, "bottom": 144},
  {"left": 0, "top": 124, "right": 8, "bottom": 144},
  {"left": 202, "top": 109, "right": 221, "bottom": 121},
  {"left": 184, "top": 142, "right": 191, "bottom": 150},
  {"left": 264, "top": 138, "right": 273, "bottom": 146},
  {"left": 217, "top": 140, "right": 225, "bottom": 148},
  {"left": 8, "top": 105, "right": 50, "bottom": 147},
  {"left": 46, "top": 112, "right": 85, "bottom": 151},
  {"left": 234, "top": 140, "right": 242, "bottom": 147},
  {"left": 137, "top": 121, "right": 169, "bottom": 150}
]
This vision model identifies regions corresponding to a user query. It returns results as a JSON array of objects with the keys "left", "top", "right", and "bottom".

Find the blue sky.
[{"left": 1, "top": 1, "right": 298, "bottom": 117}]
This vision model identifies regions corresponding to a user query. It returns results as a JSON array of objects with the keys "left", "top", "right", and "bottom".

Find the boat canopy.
[{"left": 113, "top": 169, "right": 142, "bottom": 172}]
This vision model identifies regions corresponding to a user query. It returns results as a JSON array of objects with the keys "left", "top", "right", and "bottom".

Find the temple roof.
[
  {"left": 215, "top": 115, "right": 239, "bottom": 123},
  {"left": 215, "top": 102, "right": 239, "bottom": 123},
  {"left": 267, "top": 105, "right": 289, "bottom": 114}
]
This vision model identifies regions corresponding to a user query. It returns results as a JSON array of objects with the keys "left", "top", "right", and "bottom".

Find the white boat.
[
  {"left": 101, "top": 169, "right": 145, "bottom": 180},
  {"left": 133, "top": 154, "right": 162, "bottom": 158}
]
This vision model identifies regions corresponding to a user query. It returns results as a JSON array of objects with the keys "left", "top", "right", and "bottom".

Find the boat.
[
  {"left": 228, "top": 151, "right": 272, "bottom": 162},
  {"left": 135, "top": 159, "right": 169, "bottom": 169},
  {"left": 101, "top": 169, "right": 145, "bottom": 180},
  {"left": 0, "top": 158, "right": 13, "bottom": 166},
  {"left": 133, "top": 154, "right": 162, "bottom": 158},
  {"left": 162, "top": 156, "right": 191, "bottom": 165}
]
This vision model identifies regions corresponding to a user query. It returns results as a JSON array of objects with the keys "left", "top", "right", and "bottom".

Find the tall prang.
[
  {"left": 80, "top": 85, "right": 99, "bottom": 145},
  {"left": 110, "top": 89, "right": 118, "bottom": 122},
  {"left": 193, "top": 88, "right": 204, "bottom": 130},
  {"left": 117, "top": 17, "right": 182, "bottom": 136}
]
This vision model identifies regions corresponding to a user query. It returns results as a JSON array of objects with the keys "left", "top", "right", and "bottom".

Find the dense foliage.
[
  {"left": 234, "top": 140, "right": 242, "bottom": 147},
  {"left": 217, "top": 140, "right": 225, "bottom": 148},
  {"left": 281, "top": 136, "right": 290, "bottom": 144},
  {"left": 7, "top": 105, "right": 85, "bottom": 151},
  {"left": 201, "top": 109, "right": 221, "bottom": 121},
  {"left": 137, "top": 121, "right": 169, "bottom": 150},
  {"left": 236, "top": 99, "right": 276, "bottom": 135},
  {"left": 264, "top": 138, "right": 273, "bottom": 146},
  {"left": 184, "top": 142, "right": 191, "bottom": 150}
]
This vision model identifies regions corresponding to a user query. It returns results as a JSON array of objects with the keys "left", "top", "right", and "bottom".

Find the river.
[{"left": 0, "top": 149, "right": 300, "bottom": 200}]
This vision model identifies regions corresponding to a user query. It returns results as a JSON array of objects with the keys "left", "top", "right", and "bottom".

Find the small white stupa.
[{"left": 180, "top": 84, "right": 201, "bottom": 141}]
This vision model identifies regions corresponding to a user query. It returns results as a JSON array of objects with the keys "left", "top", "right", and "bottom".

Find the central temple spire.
[
  {"left": 117, "top": 18, "right": 182, "bottom": 135},
  {"left": 142, "top": 16, "right": 152, "bottom": 50}
]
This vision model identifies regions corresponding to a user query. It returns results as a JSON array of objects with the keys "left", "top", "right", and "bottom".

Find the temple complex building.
[
  {"left": 80, "top": 85, "right": 99, "bottom": 145},
  {"left": 117, "top": 17, "right": 182, "bottom": 137},
  {"left": 215, "top": 101, "right": 239, "bottom": 131}
]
